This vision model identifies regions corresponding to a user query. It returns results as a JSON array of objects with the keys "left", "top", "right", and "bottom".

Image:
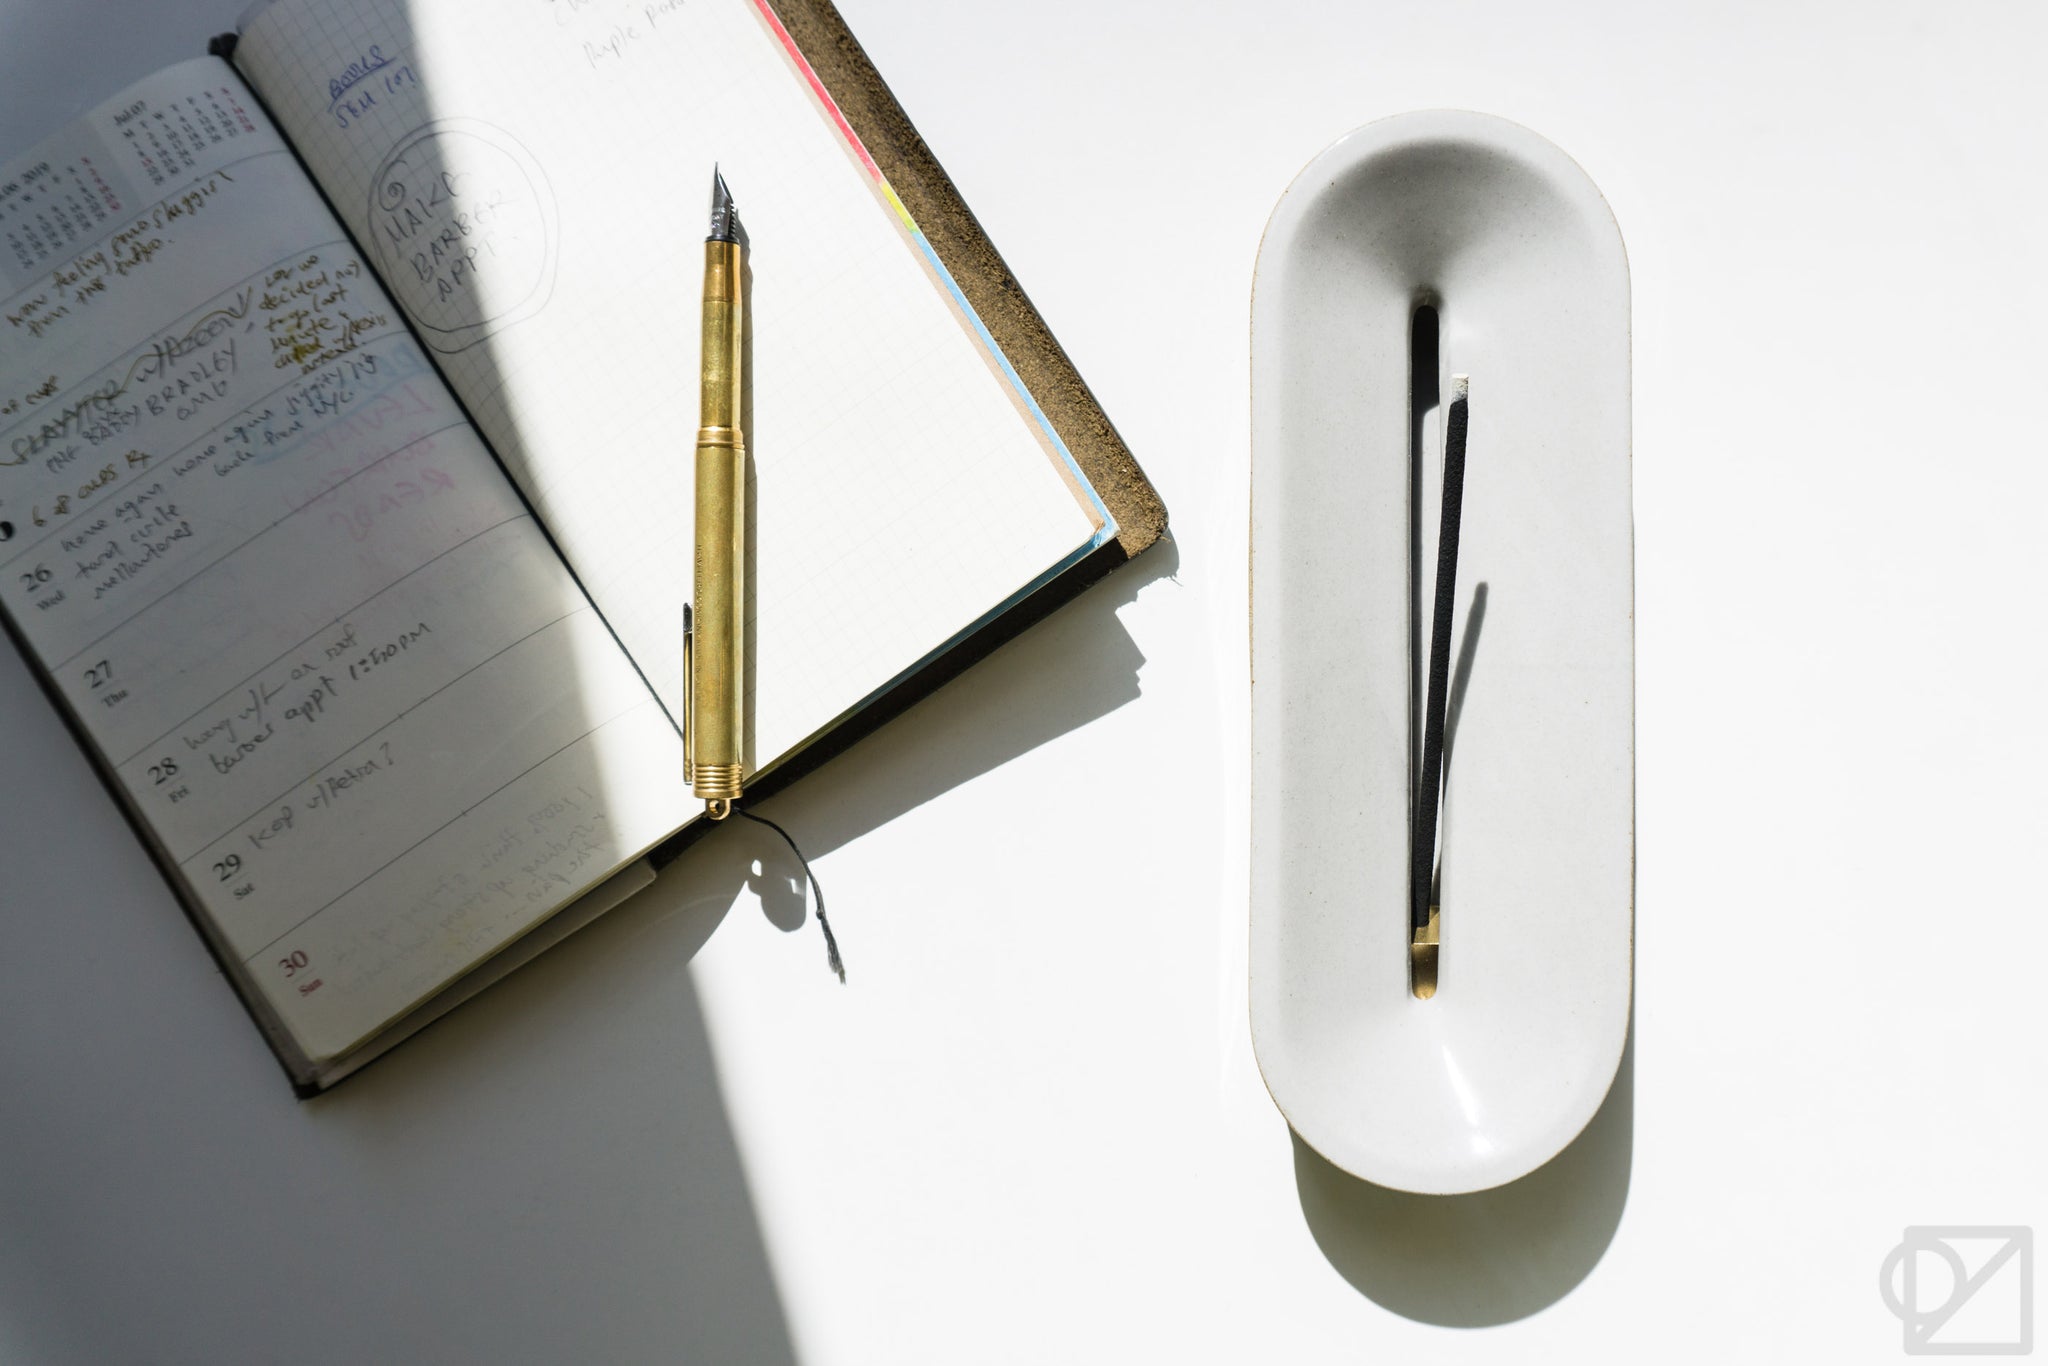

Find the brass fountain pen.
[{"left": 685, "top": 168, "right": 747, "bottom": 819}]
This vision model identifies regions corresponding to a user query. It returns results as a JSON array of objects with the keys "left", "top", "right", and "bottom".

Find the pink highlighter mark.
[{"left": 745, "top": 0, "right": 917, "bottom": 231}]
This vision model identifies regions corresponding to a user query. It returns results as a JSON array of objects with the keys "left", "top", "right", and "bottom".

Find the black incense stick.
[{"left": 1412, "top": 377, "right": 1469, "bottom": 934}]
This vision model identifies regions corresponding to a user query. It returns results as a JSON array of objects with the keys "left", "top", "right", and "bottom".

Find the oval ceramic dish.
[{"left": 1249, "top": 111, "right": 1634, "bottom": 1195}]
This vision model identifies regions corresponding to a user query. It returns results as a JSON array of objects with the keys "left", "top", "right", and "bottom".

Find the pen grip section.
[{"left": 700, "top": 240, "right": 745, "bottom": 429}]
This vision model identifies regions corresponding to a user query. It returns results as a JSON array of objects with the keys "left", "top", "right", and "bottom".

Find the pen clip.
[{"left": 681, "top": 601, "right": 695, "bottom": 785}]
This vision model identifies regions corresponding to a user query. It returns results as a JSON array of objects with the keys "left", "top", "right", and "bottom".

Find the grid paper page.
[{"left": 235, "top": 0, "right": 1106, "bottom": 767}]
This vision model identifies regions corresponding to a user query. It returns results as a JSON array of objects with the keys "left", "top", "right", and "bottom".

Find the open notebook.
[{"left": 0, "top": 0, "right": 1156, "bottom": 1092}]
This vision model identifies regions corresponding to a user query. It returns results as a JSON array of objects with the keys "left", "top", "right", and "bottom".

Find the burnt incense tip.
[
  {"left": 708, "top": 166, "right": 746, "bottom": 247},
  {"left": 1451, "top": 373, "right": 1470, "bottom": 403}
]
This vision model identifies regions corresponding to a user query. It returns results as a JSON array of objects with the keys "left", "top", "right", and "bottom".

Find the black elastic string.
[
  {"left": 737, "top": 807, "right": 845, "bottom": 982},
  {"left": 1412, "top": 385, "right": 1469, "bottom": 933}
]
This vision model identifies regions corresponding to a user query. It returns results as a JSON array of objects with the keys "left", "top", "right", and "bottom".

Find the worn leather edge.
[{"left": 770, "top": 0, "right": 1166, "bottom": 558}]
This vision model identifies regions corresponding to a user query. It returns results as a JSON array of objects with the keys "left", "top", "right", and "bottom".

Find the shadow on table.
[
  {"left": 734, "top": 534, "right": 1175, "bottom": 931},
  {"left": 1292, "top": 1019, "right": 1634, "bottom": 1326},
  {"left": 300, "top": 531, "right": 1172, "bottom": 1361},
  {"left": 305, "top": 869, "right": 800, "bottom": 1365}
]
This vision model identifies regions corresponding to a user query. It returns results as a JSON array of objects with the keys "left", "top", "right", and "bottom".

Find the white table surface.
[{"left": 2, "top": 2, "right": 2042, "bottom": 1362}]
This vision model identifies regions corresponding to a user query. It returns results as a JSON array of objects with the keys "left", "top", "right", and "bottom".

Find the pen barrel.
[{"left": 690, "top": 238, "right": 746, "bottom": 801}]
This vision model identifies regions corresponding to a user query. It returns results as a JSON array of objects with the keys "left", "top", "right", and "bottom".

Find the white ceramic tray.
[{"left": 1250, "top": 111, "right": 1634, "bottom": 1195}]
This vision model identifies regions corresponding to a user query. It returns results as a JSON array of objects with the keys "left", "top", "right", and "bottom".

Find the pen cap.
[{"left": 690, "top": 428, "right": 746, "bottom": 795}]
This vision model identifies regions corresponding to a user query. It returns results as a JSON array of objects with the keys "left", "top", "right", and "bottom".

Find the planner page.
[
  {"left": 0, "top": 61, "right": 691, "bottom": 1068},
  {"left": 234, "top": 0, "right": 1111, "bottom": 769}
]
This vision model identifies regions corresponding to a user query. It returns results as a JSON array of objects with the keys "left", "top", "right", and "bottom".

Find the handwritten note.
[
  {"left": 235, "top": 0, "right": 1109, "bottom": 774},
  {"left": 365, "top": 119, "right": 557, "bottom": 351},
  {"left": 0, "top": 60, "right": 690, "bottom": 1070}
]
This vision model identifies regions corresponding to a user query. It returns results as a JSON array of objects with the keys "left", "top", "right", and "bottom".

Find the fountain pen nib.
[{"left": 708, "top": 166, "right": 747, "bottom": 247}]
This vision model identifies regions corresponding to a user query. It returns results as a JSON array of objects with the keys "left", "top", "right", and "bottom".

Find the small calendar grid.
[
  {"left": 0, "top": 159, "right": 121, "bottom": 276},
  {"left": 0, "top": 85, "right": 264, "bottom": 279},
  {"left": 118, "top": 87, "right": 258, "bottom": 188}
]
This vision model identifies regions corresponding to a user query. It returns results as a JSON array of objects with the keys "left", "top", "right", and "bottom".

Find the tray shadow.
[{"left": 1292, "top": 1017, "right": 1634, "bottom": 1326}]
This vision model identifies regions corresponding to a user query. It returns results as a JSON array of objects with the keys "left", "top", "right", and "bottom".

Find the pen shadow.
[
  {"left": 736, "top": 533, "right": 1175, "bottom": 932},
  {"left": 270, "top": 1, "right": 1164, "bottom": 1353},
  {"left": 741, "top": 253, "right": 758, "bottom": 780},
  {"left": 259, "top": 13, "right": 797, "bottom": 1359},
  {"left": 330, "top": 0, "right": 1174, "bottom": 957},
  {"left": 1292, "top": 1012, "right": 1634, "bottom": 1326}
]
